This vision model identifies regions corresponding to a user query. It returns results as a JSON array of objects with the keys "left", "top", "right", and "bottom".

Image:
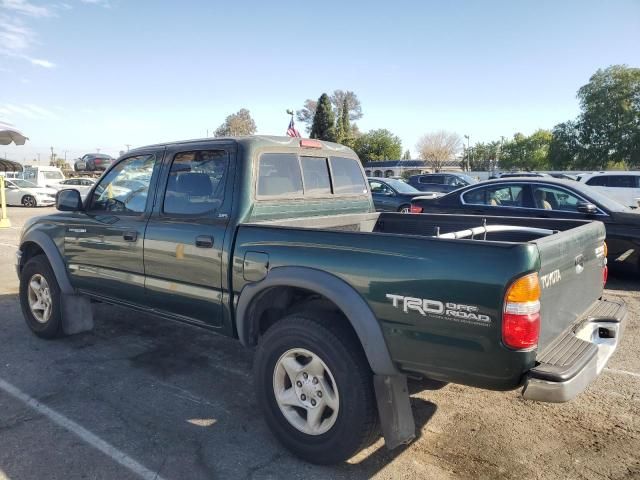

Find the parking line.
[
  {"left": 0, "top": 377, "right": 167, "bottom": 480},
  {"left": 605, "top": 367, "right": 640, "bottom": 379}
]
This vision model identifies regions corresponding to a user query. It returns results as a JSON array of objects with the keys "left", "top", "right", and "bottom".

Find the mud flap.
[
  {"left": 61, "top": 294, "right": 94, "bottom": 335},
  {"left": 373, "top": 374, "right": 416, "bottom": 449}
]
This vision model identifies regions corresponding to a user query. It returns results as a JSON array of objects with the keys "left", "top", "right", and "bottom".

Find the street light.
[{"left": 463, "top": 134, "right": 471, "bottom": 171}]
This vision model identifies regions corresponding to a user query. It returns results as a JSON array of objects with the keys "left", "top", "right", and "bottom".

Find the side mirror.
[
  {"left": 56, "top": 189, "right": 83, "bottom": 212},
  {"left": 577, "top": 202, "right": 597, "bottom": 214}
]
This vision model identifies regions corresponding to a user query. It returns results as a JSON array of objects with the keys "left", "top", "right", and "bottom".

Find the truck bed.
[{"left": 237, "top": 212, "right": 606, "bottom": 390}]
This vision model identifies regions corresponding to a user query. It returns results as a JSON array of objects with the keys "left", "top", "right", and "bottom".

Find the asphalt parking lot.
[{"left": 0, "top": 206, "right": 639, "bottom": 479}]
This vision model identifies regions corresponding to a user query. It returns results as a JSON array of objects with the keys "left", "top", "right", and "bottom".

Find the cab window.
[
  {"left": 163, "top": 150, "right": 229, "bottom": 215},
  {"left": 329, "top": 157, "right": 368, "bottom": 194},
  {"left": 257, "top": 153, "right": 304, "bottom": 197},
  {"left": 300, "top": 156, "right": 331, "bottom": 195},
  {"left": 89, "top": 154, "right": 156, "bottom": 214}
]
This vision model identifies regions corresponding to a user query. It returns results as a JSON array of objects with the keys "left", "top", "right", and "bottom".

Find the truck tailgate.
[{"left": 533, "top": 221, "right": 607, "bottom": 351}]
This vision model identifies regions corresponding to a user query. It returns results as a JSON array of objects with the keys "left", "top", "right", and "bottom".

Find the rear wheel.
[
  {"left": 21, "top": 195, "right": 36, "bottom": 207},
  {"left": 19, "top": 255, "right": 63, "bottom": 338},
  {"left": 253, "top": 313, "right": 378, "bottom": 464}
]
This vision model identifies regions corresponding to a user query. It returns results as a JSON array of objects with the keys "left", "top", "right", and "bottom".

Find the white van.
[
  {"left": 578, "top": 172, "right": 640, "bottom": 208},
  {"left": 21, "top": 166, "right": 66, "bottom": 189}
]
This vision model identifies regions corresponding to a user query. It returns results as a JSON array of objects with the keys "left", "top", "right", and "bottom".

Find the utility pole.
[{"left": 125, "top": 144, "right": 131, "bottom": 152}]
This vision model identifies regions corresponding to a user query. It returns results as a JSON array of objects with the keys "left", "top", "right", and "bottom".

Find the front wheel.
[
  {"left": 21, "top": 195, "right": 37, "bottom": 207},
  {"left": 253, "top": 313, "right": 378, "bottom": 464},
  {"left": 19, "top": 255, "right": 63, "bottom": 338},
  {"left": 398, "top": 204, "right": 411, "bottom": 213}
]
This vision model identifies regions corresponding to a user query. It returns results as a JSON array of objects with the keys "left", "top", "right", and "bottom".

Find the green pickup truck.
[{"left": 16, "top": 136, "right": 626, "bottom": 464}]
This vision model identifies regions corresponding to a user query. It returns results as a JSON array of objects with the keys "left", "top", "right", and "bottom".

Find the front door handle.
[
  {"left": 195, "top": 235, "right": 214, "bottom": 248},
  {"left": 123, "top": 231, "right": 137, "bottom": 242}
]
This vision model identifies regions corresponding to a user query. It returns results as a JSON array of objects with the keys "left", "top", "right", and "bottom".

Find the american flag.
[{"left": 286, "top": 117, "right": 301, "bottom": 137}]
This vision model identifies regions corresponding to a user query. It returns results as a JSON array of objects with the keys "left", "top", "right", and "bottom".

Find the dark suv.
[{"left": 407, "top": 172, "right": 476, "bottom": 193}]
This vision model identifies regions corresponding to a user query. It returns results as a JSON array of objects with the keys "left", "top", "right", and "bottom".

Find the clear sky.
[{"left": 1, "top": 0, "right": 639, "bottom": 163}]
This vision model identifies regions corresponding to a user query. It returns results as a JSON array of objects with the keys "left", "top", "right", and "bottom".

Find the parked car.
[
  {"left": 411, "top": 177, "right": 640, "bottom": 273},
  {"left": 74, "top": 153, "right": 115, "bottom": 172},
  {"left": 17, "top": 136, "right": 622, "bottom": 464},
  {"left": 3, "top": 179, "right": 57, "bottom": 207},
  {"left": 54, "top": 178, "right": 96, "bottom": 200},
  {"left": 577, "top": 172, "right": 640, "bottom": 209},
  {"left": 367, "top": 177, "right": 432, "bottom": 212},
  {"left": 407, "top": 172, "right": 476, "bottom": 193}
]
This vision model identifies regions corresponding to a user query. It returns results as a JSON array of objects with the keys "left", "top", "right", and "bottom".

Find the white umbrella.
[{"left": 0, "top": 120, "right": 28, "bottom": 145}]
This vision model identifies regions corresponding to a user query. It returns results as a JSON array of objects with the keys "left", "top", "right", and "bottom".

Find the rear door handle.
[
  {"left": 195, "top": 235, "right": 214, "bottom": 248},
  {"left": 123, "top": 231, "right": 137, "bottom": 242}
]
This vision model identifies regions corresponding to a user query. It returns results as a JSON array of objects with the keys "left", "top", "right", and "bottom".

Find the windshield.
[
  {"left": 11, "top": 179, "right": 38, "bottom": 188},
  {"left": 43, "top": 171, "right": 64, "bottom": 180},
  {"left": 383, "top": 178, "right": 420, "bottom": 194}
]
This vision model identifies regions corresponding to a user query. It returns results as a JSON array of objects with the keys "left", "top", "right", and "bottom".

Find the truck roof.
[{"left": 128, "top": 135, "right": 356, "bottom": 157}]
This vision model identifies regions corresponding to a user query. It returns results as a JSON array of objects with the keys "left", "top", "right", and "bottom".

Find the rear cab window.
[{"left": 256, "top": 153, "right": 367, "bottom": 198}]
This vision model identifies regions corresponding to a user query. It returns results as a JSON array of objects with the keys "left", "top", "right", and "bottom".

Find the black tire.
[
  {"left": 19, "top": 255, "right": 63, "bottom": 339},
  {"left": 398, "top": 204, "right": 411, "bottom": 213},
  {"left": 21, "top": 195, "right": 37, "bottom": 208},
  {"left": 253, "top": 312, "right": 378, "bottom": 464}
]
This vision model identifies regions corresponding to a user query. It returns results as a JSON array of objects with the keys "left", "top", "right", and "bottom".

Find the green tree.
[
  {"left": 468, "top": 141, "right": 500, "bottom": 170},
  {"left": 335, "top": 98, "right": 353, "bottom": 146},
  {"left": 310, "top": 93, "right": 337, "bottom": 142},
  {"left": 576, "top": 65, "right": 640, "bottom": 167},
  {"left": 297, "top": 90, "right": 363, "bottom": 133},
  {"left": 214, "top": 108, "right": 257, "bottom": 137},
  {"left": 353, "top": 129, "right": 402, "bottom": 162},
  {"left": 500, "top": 130, "right": 552, "bottom": 171},
  {"left": 549, "top": 121, "right": 582, "bottom": 170},
  {"left": 402, "top": 149, "right": 411, "bottom": 160}
]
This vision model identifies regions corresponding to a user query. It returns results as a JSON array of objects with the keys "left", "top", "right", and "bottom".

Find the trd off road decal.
[{"left": 386, "top": 294, "right": 491, "bottom": 327}]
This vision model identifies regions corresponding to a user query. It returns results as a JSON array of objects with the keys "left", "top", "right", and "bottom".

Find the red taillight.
[
  {"left": 502, "top": 273, "right": 541, "bottom": 350},
  {"left": 300, "top": 139, "right": 322, "bottom": 149},
  {"left": 410, "top": 204, "right": 423, "bottom": 213},
  {"left": 603, "top": 265, "right": 608, "bottom": 286},
  {"left": 503, "top": 312, "right": 540, "bottom": 350}
]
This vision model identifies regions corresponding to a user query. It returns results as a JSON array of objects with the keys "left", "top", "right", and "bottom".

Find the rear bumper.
[{"left": 522, "top": 298, "right": 626, "bottom": 403}]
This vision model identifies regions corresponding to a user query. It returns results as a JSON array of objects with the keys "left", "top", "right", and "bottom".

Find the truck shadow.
[{"left": 0, "top": 293, "right": 441, "bottom": 478}]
